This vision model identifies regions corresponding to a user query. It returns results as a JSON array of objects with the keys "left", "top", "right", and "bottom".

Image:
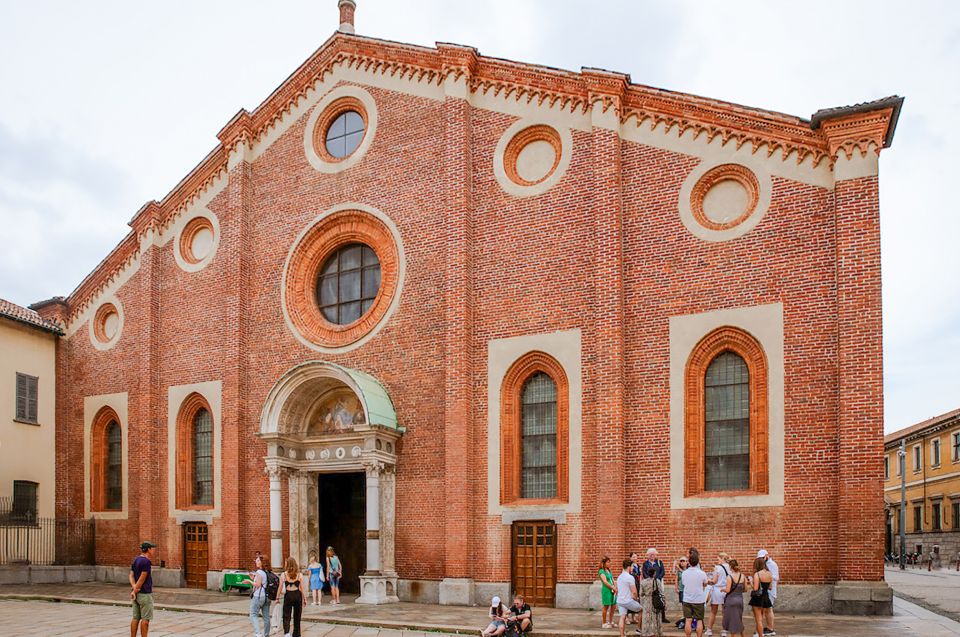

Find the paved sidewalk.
[
  {"left": 2, "top": 582, "right": 960, "bottom": 636},
  {"left": 885, "top": 565, "right": 960, "bottom": 622}
]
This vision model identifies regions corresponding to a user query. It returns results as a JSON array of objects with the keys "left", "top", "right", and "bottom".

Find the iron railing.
[{"left": 0, "top": 498, "right": 94, "bottom": 566}]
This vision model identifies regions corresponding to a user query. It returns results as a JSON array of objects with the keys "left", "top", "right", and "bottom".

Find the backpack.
[
  {"left": 651, "top": 580, "right": 666, "bottom": 612},
  {"left": 265, "top": 570, "right": 280, "bottom": 601}
]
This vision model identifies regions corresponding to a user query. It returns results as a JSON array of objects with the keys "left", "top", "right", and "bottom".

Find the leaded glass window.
[
  {"left": 704, "top": 351, "right": 750, "bottom": 491},
  {"left": 325, "top": 110, "right": 365, "bottom": 158},
  {"left": 106, "top": 421, "right": 122, "bottom": 510},
  {"left": 193, "top": 408, "right": 213, "bottom": 506},
  {"left": 316, "top": 243, "right": 381, "bottom": 325},
  {"left": 521, "top": 372, "right": 557, "bottom": 499}
]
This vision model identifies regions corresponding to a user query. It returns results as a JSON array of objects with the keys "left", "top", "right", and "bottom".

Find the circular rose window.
[
  {"left": 90, "top": 299, "right": 124, "bottom": 350},
  {"left": 690, "top": 164, "right": 761, "bottom": 231},
  {"left": 283, "top": 208, "right": 401, "bottom": 350},
  {"left": 180, "top": 217, "right": 215, "bottom": 264},
  {"left": 312, "top": 97, "right": 367, "bottom": 163},
  {"left": 504, "top": 125, "right": 562, "bottom": 186}
]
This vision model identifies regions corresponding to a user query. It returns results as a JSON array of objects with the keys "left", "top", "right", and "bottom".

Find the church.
[{"left": 32, "top": 0, "right": 901, "bottom": 613}]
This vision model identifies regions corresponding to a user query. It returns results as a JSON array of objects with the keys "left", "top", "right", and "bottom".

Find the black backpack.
[{"left": 265, "top": 570, "right": 280, "bottom": 601}]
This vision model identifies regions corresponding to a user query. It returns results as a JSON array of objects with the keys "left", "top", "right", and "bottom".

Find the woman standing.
[
  {"left": 326, "top": 546, "right": 342, "bottom": 605},
  {"left": 638, "top": 573, "right": 663, "bottom": 637},
  {"left": 721, "top": 559, "right": 746, "bottom": 637},
  {"left": 599, "top": 556, "right": 617, "bottom": 628},
  {"left": 241, "top": 555, "right": 270, "bottom": 637},
  {"left": 748, "top": 557, "right": 773, "bottom": 637},
  {"left": 706, "top": 552, "right": 730, "bottom": 637},
  {"left": 307, "top": 551, "right": 324, "bottom": 606},
  {"left": 672, "top": 556, "right": 688, "bottom": 630},
  {"left": 276, "top": 556, "right": 306, "bottom": 637}
]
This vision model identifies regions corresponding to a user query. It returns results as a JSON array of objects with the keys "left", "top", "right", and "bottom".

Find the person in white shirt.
[
  {"left": 681, "top": 552, "right": 710, "bottom": 637},
  {"left": 757, "top": 550, "right": 779, "bottom": 637},
  {"left": 616, "top": 558, "right": 641, "bottom": 637},
  {"left": 706, "top": 552, "right": 730, "bottom": 637}
]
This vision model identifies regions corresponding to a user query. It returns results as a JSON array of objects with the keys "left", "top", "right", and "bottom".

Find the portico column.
[
  {"left": 268, "top": 466, "right": 283, "bottom": 569},
  {"left": 364, "top": 461, "right": 382, "bottom": 574}
]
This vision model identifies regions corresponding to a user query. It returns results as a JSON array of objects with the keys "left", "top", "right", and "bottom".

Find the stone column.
[
  {"left": 268, "top": 466, "right": 283, "bottom": 569},
  {"left": 288, "top": 470, "right": 310, "bottom": 567},
  {"left": 356, "top": 461, "right": 398, "bottom": 604},
  {"left": 379, "top": 464, "right": 397, "bottom": 576}
]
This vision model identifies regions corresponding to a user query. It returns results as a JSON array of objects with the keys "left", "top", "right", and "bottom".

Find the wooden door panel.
[
  {"left": 183, "top": 522, "right": 208, "bottom": 589},
  {"left": 511, "top": 521, "right": 556, "bottom": 607}
]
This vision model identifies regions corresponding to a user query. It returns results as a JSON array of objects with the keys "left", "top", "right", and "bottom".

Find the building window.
[
  {"left": 12, "top": 480, "right": 38, "bottom": 521},
  {"left": 932, "top": 502, "right": 942, "bottom": 531},
  {"left": 913, "top": 445, "right": 922, "bottom": 472},
  {"left": 931, "top": 439, "right": 941, "bottom": 467},
  {"left": 898, "top": 453, "right": 904, "bottom": 476},
  {"left": 192, "top": 408, "right": 213, "bottom": 506},
  {"left": 90, "top": 406, "right": 122, "bottom": 512},
  {"left": 325, "top": 110, "right": 365, "bottom": 159},
  {"left": 914, "top": 505, "right": 923, "bottom": 532},
  {"left": 953, "top": 501, "right": 959, "bottom": 529},
  {"left": 953, "top": 432, "right": 960, "bottom": 462},
  {"left": 176, "top": 393, "right": 214, "bottom": 509},
  {"left": 316, "top": 243, "right": 381, "bottom": 326},
  {"left": 15, "top": 373, "right": 38, "bottom": 423},
  {"left": 684, "top": 326, "right": 768, "bottom": 497},
  {"left": 501, "top": 352, "right": 569, "bottom": 505},
  {"left": 884, "top": 456, "right": 889, "bottom": 481}
]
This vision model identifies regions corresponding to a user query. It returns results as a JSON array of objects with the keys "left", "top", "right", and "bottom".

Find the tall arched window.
[
  {"left": 106, "top": 421, "right": 123, "bottom": 510},
  {"left": 501, "top": 352, "right": 569, "bottom": 504},
  {"left": 685, "top": 326, "right": 768, "bottom": 497},
  {"left": 192, "top": 408, "right": 213, "bottom": 506}
]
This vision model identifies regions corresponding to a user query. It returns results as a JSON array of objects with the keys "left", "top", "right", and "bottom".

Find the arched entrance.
[{"left": 260, "top": 361, "right": 402, "bottom": 604}]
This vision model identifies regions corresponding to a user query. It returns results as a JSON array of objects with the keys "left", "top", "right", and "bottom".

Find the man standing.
[
  {"left": 757, "top": 550, "right": 778, "bottom": 637},
  {"left": 617, "top": 558, "right": 641, "bottom": 637},
  {"left": 681, "top": 551, "right": 709, "bottom": 637},
  {"left": 629, "top": 551, "right": 642, "bottom": 629},
  {"left": 642, "top": 548, "right": 667, "bottom": 622},
  {"left": 130, "top": 542, "right": 156, "bottom": 637}
]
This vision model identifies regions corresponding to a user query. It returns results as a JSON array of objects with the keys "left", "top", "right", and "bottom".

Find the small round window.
[
  {"left": 325, "top": 111, "right": 365, "bottom": 159},
  {"left": 316, "top": 243, "right": 381, "bottom": 325}
]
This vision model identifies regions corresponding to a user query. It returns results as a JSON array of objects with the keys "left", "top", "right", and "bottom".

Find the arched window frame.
[
  {"left": 501, "top": 351, "right": 569, "bottom": 505},
  {"left": 684, "top": 326, "right": 769, "bottom": 497},
  {"left": 90, "top": 406, "right": 122, "bottom": 512},
  {"left": 176, "top": 393, "right": 215, "bottom": 510}
]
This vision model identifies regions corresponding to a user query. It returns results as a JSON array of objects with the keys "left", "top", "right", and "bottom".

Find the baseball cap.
[
  {"left": 141, "top": 541, "right": 157, "bottom": 551},
  {"left": 757, "top": 549, "right": 769, "bottom": 558},
  {"left": 492, "top": 596, "right": 501, "bottom": 606}
]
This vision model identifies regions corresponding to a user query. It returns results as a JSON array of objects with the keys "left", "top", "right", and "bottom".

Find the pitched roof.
[
  {"left": 0, "top": 298, "right": 63, "bottom": 335},
  {"left": 884, "top": 407, "right": 960, "bottom": 446}
]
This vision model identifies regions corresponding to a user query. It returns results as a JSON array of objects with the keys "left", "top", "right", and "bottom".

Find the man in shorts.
[
  {"left": 680, "top": 551, "right": 709, "bottom": 637},
  {"left": 616, "top": 558, "right": 641, "bottom": 637},
  {"left": 130, "top": 541, "right": 156, "bottom": 637}
]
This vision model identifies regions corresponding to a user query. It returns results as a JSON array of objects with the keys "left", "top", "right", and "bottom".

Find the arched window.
[
  {"left": 106, "top": 421, "right": 123, "bottom": 510},
  {"left": 192, "top": 408, "right": 213, "bottom": 506},
  {"left": 684, "top": 326, "right": 768, "bottom": 497},
  {"left": 501, "top": 352, "right": 569, "bottom": 504}
]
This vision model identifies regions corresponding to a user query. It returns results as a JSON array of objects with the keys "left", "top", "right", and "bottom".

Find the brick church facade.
[{"left": 32, "top": 1, "right": 901, "bottom": 612}]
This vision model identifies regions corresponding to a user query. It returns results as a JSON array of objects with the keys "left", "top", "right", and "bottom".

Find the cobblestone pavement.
[
  {"left": 885, "top": 565, "right": 960, "bottom": 621},
  {"left": 1, "top": 586, "right": 960, "bottom": 636}
]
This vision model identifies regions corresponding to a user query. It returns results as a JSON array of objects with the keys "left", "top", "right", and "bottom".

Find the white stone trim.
[
  {"left": 172, "top": 208, "right": 221, "bottom": 273},
  {"left": 669, "top": 303, "right": 785, "bottom": 509},
  {"left": 88, "top": 296, "right": 124, "bottom": 351},
  {"left": 303, "top": 84, "right": 379, "bottom": 174},
  {"left": 834, "top": 144, "right": 879, "bottom": 181},
  {"left": 678, "top": 158, "right": 773, "bottom": 243},
  {"left": 167, "top": 381, "right": 223, "bottom": 521},
  {"left": 486, "top": 329, "right": 582, "bottom": 517},
  {"left": 279, "top": 203, "right": 406, "bottom": 354},
  {"left": 492, "top": 118, "right": 573, "bottom": 198},
  {"left": 83, "top": 392, "right": 129, "bottom": 520}
]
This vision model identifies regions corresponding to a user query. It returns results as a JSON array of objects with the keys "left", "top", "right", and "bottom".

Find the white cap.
[
  {"left": 757, "top": 549, "right": 769, "bottom": 558},
  {"left": 492, "top": 596, "right": 501, "bottom": 605}
]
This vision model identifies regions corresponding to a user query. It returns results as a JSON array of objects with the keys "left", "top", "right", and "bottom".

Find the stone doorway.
[{"left": 318, "top": 472, "right": 366, "bottom": 594}]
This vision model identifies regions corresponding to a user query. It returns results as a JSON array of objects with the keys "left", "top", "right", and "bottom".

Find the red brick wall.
[{"left": 54, "top": 77, "right": 883, "bottom": 587}]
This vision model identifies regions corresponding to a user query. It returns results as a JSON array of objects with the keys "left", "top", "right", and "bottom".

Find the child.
[{"left": 306, "top": 551, "right": 324, "bottom": 606}]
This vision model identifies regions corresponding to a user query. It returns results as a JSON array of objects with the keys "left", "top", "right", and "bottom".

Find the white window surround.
[
  {"left": 167, "top": 380, "right": 223, "bottom": 524},
  {"left": 83, "top": 392, "right": 129, "bottom": 520},
  {"left": 884, "top": 456, "right": 890, "bottom": 481},
  {"left": 669, "top": 302, "right": 784, "bottom": 509},
  {"left": 914, "top": 444, "right": 922, "bottom": 472},
  {"left": 932, "top": 438, "right": 941, "bottom": 467},
  {"left": 486, "top": 329, "right": 582, "bottom": 522}
]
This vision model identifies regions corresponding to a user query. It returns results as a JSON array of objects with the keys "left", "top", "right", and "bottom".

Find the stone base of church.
[
  {"left": 355, "top": 573, "right": 399, "bottom": 604},
  {"left": 439, "top": 577, "right": 475, "bottom": 605},
  {"left": 832, "top": 581, "right": 893, "bottom": 615}
]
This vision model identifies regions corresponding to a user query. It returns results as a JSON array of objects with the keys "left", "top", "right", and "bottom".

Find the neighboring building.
[
  {"left": 884, "top": 408, "right": 960, "bottom": 563},
  {"left": 29, "top": 1, "right": 899, "bottom": 612},
  {"left": 0, "top": 298, "right": 61, "bottom": 562}
]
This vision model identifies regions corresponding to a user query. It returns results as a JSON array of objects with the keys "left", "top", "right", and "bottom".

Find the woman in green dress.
[{"left": 599, "top": 556, "right": 617, "bottom": 628}]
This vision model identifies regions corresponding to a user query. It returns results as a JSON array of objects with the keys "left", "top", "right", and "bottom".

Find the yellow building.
[
  {"left": 0, "top": 298, "right": 60, "bottom": 563},
  {"left": 884, "top": 407, "right": 960, "bottom": 566}
]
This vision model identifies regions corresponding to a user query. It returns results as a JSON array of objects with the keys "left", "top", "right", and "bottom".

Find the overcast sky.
[{"left": 1, "top": 1, "right": 957, "bottom": 433}]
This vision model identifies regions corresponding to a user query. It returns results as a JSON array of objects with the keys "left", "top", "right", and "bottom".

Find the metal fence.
[{"left": 0, "top": 498, "right": 94, "bottom": 566}]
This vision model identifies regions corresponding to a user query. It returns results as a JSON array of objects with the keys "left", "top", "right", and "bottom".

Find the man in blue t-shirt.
[{"left": 129, "top": 541, "right": 156, "bottom": 636}]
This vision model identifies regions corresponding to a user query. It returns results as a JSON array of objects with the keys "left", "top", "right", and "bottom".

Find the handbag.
[{"left": 652, "top": 579, "right": 666, "bottom": 612}]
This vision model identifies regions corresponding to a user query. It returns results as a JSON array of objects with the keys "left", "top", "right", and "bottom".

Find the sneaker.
[
  {"left": 706, "top": 630, "right": 713, "bottom": 636},
  {"left": 722, "top": 632, "right": 729, "bottom": 637},
  {"left": 763, "top": 631, "right": 776, "bottom": 636}
]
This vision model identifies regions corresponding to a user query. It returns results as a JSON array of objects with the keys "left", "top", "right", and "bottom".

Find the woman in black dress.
[{"left": 748, "top": 557, "right": 773, "bottom": 637}]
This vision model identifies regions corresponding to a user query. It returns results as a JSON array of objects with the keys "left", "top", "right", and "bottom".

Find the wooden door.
[
  {"left": 183, "top": 522, "right": 208, "bottom": 589},
  {"left": 511, "top": 521, "right": 556, "bottom": 607}
]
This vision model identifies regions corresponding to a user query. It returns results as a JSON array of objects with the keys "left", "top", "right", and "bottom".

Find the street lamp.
[{"left": 898, "top": 440, "right": 907, "bottom": 570}]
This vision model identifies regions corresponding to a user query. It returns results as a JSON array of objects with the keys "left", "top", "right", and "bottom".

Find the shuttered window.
[
  {"left": 12, "top": 480, "right": 38, "bottom": 521},
  {"left": 15, "top": 373, "right": 38, "bottom": 423},
  {"left": 704, "top": 351, "right": 751, "bottom": 492},
  {"left": 106, "top": 422, "right": 123, "bottom": 510},
  {"left": 192, "top": 408, "right": 214, "bottom": 506},
  {"left": 520, "top": 372, "right": 557, "bottom": 499}
]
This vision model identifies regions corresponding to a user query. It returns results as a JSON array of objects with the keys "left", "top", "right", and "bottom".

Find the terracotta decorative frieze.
[{"left": 819, "top": 107, "right": 895, "bottom": 160}]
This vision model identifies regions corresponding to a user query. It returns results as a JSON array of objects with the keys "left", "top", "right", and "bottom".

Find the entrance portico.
[{"left": 260, "top": 361, "right": 402, "bottom": 604}]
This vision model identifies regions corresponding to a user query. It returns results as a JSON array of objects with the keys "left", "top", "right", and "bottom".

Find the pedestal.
[
  {"left": 832, "top": 580, "right": 893, "bottom": 615},
  {"left": 355, "top": 573, "right": 399, "bottom": 604}
]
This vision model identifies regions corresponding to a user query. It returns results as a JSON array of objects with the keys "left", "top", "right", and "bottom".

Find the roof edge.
[
  {"left": 884, "top": 406, "right": 960, "bottom": 445},
  {"left": 810, "top": 95, "right": 904, "bottom": 147}
]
